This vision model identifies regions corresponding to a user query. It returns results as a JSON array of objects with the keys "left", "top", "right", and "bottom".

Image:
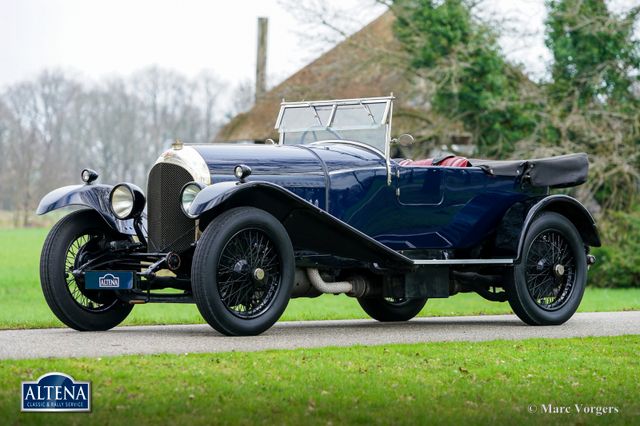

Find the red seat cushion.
[
  {"left": 439, "top": 156, "right": 470, "bottom": 167},
  {"left": 399, "top": 158, "right": 433, "bottom": 166},
  {"left": 399, "top": 156, "right": 469, "bottom": 167}
]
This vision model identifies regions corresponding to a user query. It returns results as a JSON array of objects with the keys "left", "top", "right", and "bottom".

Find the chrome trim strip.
[
  {"left": 292, "top": 145, "right": 331, "bottom": 211},
  {"left": 275, "top": 96, "right": 395, "bottom": 129},
  {"left": 384, "top": 99, "right": 393, "bottom": 185},
  {"left": 412, "top": 259, "right": 514, "bottom": 265},
  {"left": 381, "top": 99, "right": 391, "bottom": 128},
  {"left": 280, "top": 95, "right": 394, "bottom": 108},
  {"left": 274, "top": 104, "right": 286, "bottom": 130},
  {"left": 328, "top": 166, "right": 387, "bottom": 175},
  {"left": 327, "top": 104, "right": 337, "bottom": 127}
]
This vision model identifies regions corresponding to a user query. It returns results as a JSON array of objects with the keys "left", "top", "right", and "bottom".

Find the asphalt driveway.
[{"left": 1, "top": 311, "right": 638, "bottom": 360}]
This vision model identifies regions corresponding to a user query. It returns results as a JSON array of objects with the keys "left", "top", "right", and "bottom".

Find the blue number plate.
[{"left": 85, "top": 271, "right": 134, "bottom": 290}]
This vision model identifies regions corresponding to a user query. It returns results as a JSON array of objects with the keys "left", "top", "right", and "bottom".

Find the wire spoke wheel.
[
  {"left": 216, "top": 228, "right": 281, "bottom": 319},
  {"left": 40, "top": 210, "right": 133, "bottom": 331},
  {"left": 64, "top": 233, "right": 119, "bottom": 312},
  {"left": 192, "top": 207, "right": 294, "bottom": 336},
  {"left": 507, "top": 212, "right": 587, "bottom": 326},
  {"left": 525, "top": 230, "right": 577, "bottom": 311}
]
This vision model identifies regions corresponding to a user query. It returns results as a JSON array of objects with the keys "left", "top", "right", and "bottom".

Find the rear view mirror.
[{"left": 395, "top": 134, "right": 414, "bottom": 147}]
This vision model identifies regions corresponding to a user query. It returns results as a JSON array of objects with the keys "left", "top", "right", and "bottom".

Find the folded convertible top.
[{"left": 470, "top": 153, "right": 589, "bottom": 188}]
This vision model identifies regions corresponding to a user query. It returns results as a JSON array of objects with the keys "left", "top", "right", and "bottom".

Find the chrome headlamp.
[
  {"left": 180, "top": 182, "right": 206, "bottom": 218},
  {"left": 109, "top": 183, "right": 146, "bottom": 220}
]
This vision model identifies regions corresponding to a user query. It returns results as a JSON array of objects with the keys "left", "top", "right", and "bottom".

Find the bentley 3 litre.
[{"left": 37, "top": 96, "right": 599, "bottom": 335}]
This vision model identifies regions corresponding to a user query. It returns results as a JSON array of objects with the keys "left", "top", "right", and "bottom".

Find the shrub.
[{"left": 590, "top": 207, "right": 640, "bottom": 288}]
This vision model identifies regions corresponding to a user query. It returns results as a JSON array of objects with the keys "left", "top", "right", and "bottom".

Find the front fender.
[
  {"left": 36, "top": 184, "right": 138, "bottom": 235},
  {"left": 189, "top": 180, "right": 413, "bottom": 269},
  {"left": 189, "top": 181, "right": 243, "bottom": 217},
  {"left": 516, "top": 194, "right": 601, "bottom": 261}
]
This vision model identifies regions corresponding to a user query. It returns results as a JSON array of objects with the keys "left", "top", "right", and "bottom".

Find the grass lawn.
[
  {"left": 1, "top": 228, "right": 639, "bottom": 329},
  {"left": 1, "top": 336, "right": 638, "bottom": 425}
]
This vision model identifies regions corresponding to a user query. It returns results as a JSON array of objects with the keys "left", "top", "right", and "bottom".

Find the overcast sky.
[{"left": 0, "top": 0, "right": 635, "bottom": 91}]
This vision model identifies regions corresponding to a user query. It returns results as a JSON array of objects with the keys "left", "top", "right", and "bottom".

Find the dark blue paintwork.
[
  {"left": 517, "top": 194, "right": 600, "bottom": 257},
  {"left": 190, "top": 143, "right": 544, "bottom": 251},
  {"left": 36, "top": 184, "right": 138, "bottom": 235},
  {"left": 188, "top": 180, "right": 413, "bottom": 267},
  {"left": 36, "top": 142, "right": 598, "bottom": 257}
]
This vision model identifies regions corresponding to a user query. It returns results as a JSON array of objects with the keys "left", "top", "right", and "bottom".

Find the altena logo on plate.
[
  {"left": 21, "top": 372, "right": 91, "bottom": 412},
  {"left": 98, "top": 273, "right": 120, "bottom": 288}
]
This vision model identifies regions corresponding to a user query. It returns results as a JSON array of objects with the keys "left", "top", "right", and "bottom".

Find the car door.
[
  {"left": 393, "top": 163, "right": 522, "bottom": 250},
  {"left": 396, "top": 166, "right": 445, "bottom": 206}
]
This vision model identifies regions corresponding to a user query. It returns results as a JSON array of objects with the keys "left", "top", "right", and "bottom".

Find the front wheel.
[
  {"left": 191, "top": 208, "right": 294, "bottom": 336},
  {"left": 507, "top": 212, "right": 587, "bottom": 325},
  {"left": 40, "top": 210, "right": 133, "bottom": 331},
  {"left": 357, "top": 297, "right": 427, "bottom": 322}
]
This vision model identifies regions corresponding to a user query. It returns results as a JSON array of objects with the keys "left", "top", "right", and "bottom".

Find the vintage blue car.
[{"left": 37, "top": 96, "right": 599, "bottom": 336}]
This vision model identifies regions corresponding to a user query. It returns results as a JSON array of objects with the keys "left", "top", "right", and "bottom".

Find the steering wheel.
[
  {"left": 298, "top": 126, "right": 343, "bottom": 144},
  {"left": 308, "top": 139, "right": 392, "bottom": 185}
]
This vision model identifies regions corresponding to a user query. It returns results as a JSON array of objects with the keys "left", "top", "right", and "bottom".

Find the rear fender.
[
  {"left": 190, "top": 181, "right": 413, "bottom": 269},
  {"left": 36, "top": 184, "right": 138, "bottom": 235},
  {"left": 496, "top": 195, "right": 600, "bottom": 262}
]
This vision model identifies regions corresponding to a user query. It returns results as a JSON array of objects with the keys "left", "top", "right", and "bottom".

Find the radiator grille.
[{"left": 147, "top": 163, "right": 196, "bottom": 253}]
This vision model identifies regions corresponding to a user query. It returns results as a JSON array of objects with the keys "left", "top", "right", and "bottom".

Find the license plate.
[{"left": 85, "top": 271, "right": 134, "bottom": 290}]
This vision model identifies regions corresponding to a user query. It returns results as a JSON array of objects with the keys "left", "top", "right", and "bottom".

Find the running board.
[{"left": 412, "top": 259, "right": 514, "bottom": 265}]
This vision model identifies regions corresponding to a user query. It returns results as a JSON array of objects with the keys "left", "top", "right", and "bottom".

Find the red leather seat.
[{"left": 399, "top": 156, "right": 470, "bottom": 167}]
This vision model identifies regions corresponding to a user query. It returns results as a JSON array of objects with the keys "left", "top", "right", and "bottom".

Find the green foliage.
[
  {"left": 393, "top": 0, "right": 540, "bottom": 156},
  {"left": 546, "top": 0, "right": 640, "bottom": 107},
  {"left": 540, "top": 0, "right": 640, "bottom": 210},
  {"left": 591, "top": 207, "right": 640, "bottom": 288},
  {"left": 393, "top": 0, "right": 639, "bottom": 214},
  {"left": 394, "top": 0, "right": 474, "bottom": 70}
]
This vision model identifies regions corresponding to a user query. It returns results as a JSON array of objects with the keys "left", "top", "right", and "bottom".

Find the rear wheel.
[
  {"left": 357, "top": 297, "right": 427, "bottom": 322},
  {"left": 192, "top": 208, "right": 294, "bottom": 336},
  {"left": 507, "top": 212, "right": 587, "bottom": 325},
  {"left": 40, "top": 210, "right": 133, "bottom": 331}
]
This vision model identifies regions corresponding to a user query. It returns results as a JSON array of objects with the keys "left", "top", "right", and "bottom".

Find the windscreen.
[{"left": 277, "top": 100, "right": 389, "bottom": 152}]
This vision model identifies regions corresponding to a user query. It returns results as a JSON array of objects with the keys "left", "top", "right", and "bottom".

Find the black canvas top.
[{"left": 470, "top": 153, "right": 589, "bottom": 188}]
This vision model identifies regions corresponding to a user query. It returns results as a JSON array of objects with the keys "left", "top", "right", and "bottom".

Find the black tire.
[
  {"left": 357, "top": 297, "right": 427, "bottom": 322},
  {"left": 192, "top": 207, "right": 294, "bottom": 336},
  {"left": 40, "top": 210, "right": 133, "bottom": 331},
  {"left": 507, "top": 212, "right": 587, "bottom": 325}
]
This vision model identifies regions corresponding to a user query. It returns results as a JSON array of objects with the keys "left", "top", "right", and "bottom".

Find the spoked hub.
[
  {"left": 525, "top": 231, "right": 577, "bottom": 310},
  {"left": 40, "top": 210, "right": 134, "bottom": 331},
  {"left": 216, "top": 228, "right": 281, "bottom": 319},
  {"left": 66, "top": 233, "right": 119, "bottom": 312}
]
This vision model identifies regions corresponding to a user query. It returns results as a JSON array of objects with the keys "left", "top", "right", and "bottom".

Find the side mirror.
[
  {"left": 265, "top": 138, "right": 276, "bottom": 145},
  {"left": 393, "top": 134, "right": 414, "bottom": 147}
]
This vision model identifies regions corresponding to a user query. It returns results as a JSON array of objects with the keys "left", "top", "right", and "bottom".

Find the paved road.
[{"left": 1, "top": 311, "right": 638, "bottom": 360}]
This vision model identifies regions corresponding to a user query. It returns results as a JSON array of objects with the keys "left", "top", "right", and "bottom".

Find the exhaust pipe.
[
  {"left": 304, "top": 269, "right": 374, "bottom": 297},
  {"left": 306, "top": 268, "right": 352, "bottom": 294}
]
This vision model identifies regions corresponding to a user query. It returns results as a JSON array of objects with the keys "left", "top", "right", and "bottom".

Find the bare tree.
[
  {"left": 223, "top": 80, "right": 255, "bottom": 122},
  {"left": 0, "top": 67, "right": 227, "bottom": 222},
  {"left": 194, "top": 70, "right": 224, "bottom": 143},
  {"left": 278, "top": 0, "right": 387, "bottom": 56}
]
